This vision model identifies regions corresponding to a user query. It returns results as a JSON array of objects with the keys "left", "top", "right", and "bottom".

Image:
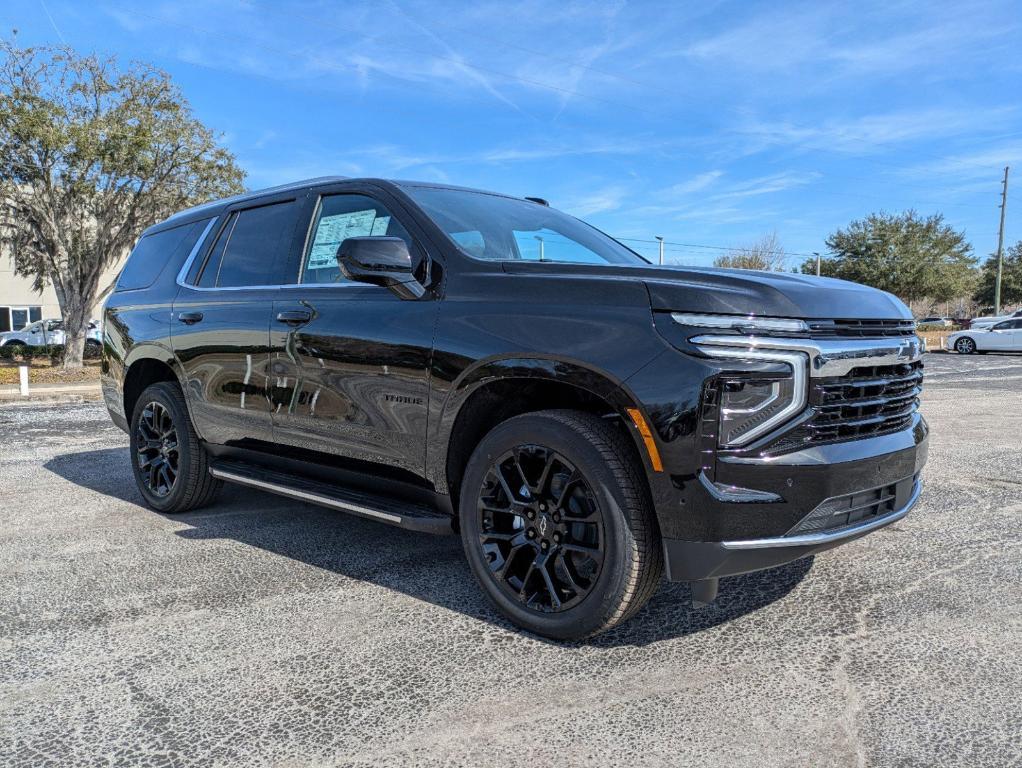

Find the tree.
[
  {"left": 973, "top": 241, "right": 1022, "bottom": 309},
  {"left": 0, "top": 40, "right": 245, "bottom": 369},
  {"left": 713, "top": 232, "right": 788, "bottom": 271},
  {"left": 800, "top": 211, "right": 977, "bottom": 303}
]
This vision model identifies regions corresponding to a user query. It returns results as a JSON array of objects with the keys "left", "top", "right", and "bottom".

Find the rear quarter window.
[{"left": 116, "top": 219, "right": 209, "bottom": 292}]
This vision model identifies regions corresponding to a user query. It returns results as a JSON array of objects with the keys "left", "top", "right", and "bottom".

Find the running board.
[{"left": 208, "top": 461, "right": 454, "bottom": 535}]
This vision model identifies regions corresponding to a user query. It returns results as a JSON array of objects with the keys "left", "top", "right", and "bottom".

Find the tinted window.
[
  {"left": 301, "top": 194, "right": 414, "bottom": 284},
  {"left": 198, "top": 213, "right": 237, "bottom": 288},
  {"left": 117, "top": 220, "right": 208, "bottom": 291},
  {"left": 401, "top": 185, "right": 645, "bottom": 265},
  {"left": 200, "top": 201, "right": 299, "bottom": 287},
  {"left": 992, "top": 321, "right": 1013, "bottom": 330}
]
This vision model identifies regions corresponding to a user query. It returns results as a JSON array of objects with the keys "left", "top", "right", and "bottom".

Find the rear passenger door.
[{"left": 172, "top": 193, "right": 307, "bottom": 447}]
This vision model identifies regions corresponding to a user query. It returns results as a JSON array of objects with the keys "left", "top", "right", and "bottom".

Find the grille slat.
[
  {"left": 765, "top": 360, "right": 923, "bottom": 453},
  {"left": 807, "top": 318, "right": 917, "bottom": 338}
]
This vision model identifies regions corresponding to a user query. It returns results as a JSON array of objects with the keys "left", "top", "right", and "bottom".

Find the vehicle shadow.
[{"left": 44, "top": 447, "right": 812, "bottom": 648}]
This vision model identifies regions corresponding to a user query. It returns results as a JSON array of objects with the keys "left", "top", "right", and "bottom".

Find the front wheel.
[
  {"left": 129, "top": 382, "right": 221, "bottom": 513},
  {"left": 459, "top": 410, "right": 663, "bottom": 641},
  {"left": 955, "top": 337, "right": 976, "bottom": 354}
]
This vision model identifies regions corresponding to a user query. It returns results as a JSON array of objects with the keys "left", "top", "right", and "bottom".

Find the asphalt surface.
[{"left": 1, "top": 352, "right": 1020, "bottom": 767}]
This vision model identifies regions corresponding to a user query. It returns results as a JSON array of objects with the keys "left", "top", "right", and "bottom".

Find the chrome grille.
[
  {"left": 763, "top": 360, "right": 923, "bottom": 453},
  {"left": 809, "top": 361, "right": 923, "bottom": 442}
]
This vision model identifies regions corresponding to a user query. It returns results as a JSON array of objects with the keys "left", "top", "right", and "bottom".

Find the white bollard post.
[{"left": 19, "top": 365, "right": 29, "bottom": 396}]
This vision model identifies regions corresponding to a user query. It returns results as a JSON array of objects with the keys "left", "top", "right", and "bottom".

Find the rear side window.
[
  {"left": 197, "top": 201, "right": 299, "bottom": 288},
  {"left": 116, "top": 220, "right": 207, "bottom": 292}
]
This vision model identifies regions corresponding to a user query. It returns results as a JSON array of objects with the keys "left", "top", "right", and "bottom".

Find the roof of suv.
[{"left": 153, "top": 177, "right": 530, "bottom": 234}]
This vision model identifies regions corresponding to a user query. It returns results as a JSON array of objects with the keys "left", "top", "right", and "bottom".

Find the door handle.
[
  {"left": 276, "top": 309, "right": 312, "bottom": 325},
  {"left": 177, "top": 311, "right": 204, "bottom": 325}
]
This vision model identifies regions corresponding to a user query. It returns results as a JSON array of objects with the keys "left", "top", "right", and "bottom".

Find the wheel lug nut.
[
  {"left": 539, "top": 503, "right": 547, "bottom": 512},
  {"left": 527, "top": 510, "right": 535, "bottom": 520},
  {"left": 527, "top": 529, "right": 536, "bottom": 539},
  {"left": 553, "top": 533, "right": 561, "bottom": 543},
  {"left": 553, "top": 513, "right": 560, "bottom": 523},
  {"left": 541, "top": 541, "right": 549, "bottom": 551}
]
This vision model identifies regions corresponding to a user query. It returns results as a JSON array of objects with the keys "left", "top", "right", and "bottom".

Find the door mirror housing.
[{"left": 337, "top": 237, "right": 426, "bottom": 299}]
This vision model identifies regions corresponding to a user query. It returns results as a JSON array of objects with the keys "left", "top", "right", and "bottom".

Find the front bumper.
[{"left": 663, "top": 473, "right": 921, "bottom": 581}]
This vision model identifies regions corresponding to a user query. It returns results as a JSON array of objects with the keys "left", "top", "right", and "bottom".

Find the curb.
[{"left": 0, "top": 384, "right": 102, "bottom": 403}]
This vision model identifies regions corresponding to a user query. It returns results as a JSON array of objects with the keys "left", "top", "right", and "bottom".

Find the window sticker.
[{"left": 307, "top": 210, "right": 391, "bottom": 270}]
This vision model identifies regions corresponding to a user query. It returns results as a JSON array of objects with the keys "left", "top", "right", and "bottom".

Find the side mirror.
[{"left": 337, "top": 237, "right": 426, "bottom": 300}]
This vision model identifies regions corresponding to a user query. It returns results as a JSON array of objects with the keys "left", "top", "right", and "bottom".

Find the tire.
[
  {"left": 955, "top": 337, "right": 976, "bottom": 354},
  {"left": 129, "top": 381, "right": 221, "bottom": 513},
  {"left": 459, "top": 409, "right": 663, "bottom": 641}
]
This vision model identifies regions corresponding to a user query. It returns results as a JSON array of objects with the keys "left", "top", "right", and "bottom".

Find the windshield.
[{"left": 401, "top": 185, "right": 646, "bottom": 266}]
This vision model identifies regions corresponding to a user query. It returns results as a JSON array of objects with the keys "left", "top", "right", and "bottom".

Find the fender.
[{"left": 427, "top": 353, "right": 658, "bottom": 493}]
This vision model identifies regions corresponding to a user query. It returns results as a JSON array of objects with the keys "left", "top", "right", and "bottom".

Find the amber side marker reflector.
[{"left": 626, "top": 408, "right": 664, "bottom": 472}]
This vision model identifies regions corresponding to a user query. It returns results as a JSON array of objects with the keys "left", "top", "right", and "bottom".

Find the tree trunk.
[{"left": 60, "top": 296, "right": 89, "bottom": 372}]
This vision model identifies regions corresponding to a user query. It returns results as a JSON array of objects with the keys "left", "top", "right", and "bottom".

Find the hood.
[{"left": 500, "top": 261, "right": 911, "bottom": 320}]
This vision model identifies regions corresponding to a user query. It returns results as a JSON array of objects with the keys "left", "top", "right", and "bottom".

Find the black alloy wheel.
[
  {"left": 477, "top": 446, "right": 604, "bottom": 613},
  {"left": 460, "top": 409, "right": 663, "bottom": 641},
  {"left": 135, "top": 401, "right": 179, "bottom": 498},
  {"left": 129, "top": 382, "right": 221, "bottom": 513}
]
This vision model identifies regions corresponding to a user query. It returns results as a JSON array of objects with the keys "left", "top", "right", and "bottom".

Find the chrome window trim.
[
  {"left": 692, "top": 334, "right": 923, "bottom": 379},
  {"left": 175, "top": 217, "right": 219, "bottom": 288},
  {"left": 174, "top": 214, "right": 372, "bottom": 292}
]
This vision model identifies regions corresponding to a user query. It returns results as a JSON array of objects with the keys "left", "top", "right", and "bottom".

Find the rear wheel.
[
  {"left": 459, "top": 410, "right": 663, "bottom": 640},
  {"left": 955, "top": 337, "right": 976, "bottom": 354},
  {"left": 129, "top": 382, "right": 221, "bottom": 513}
]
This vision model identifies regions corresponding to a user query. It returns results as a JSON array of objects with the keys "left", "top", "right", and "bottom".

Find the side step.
[{"left": 208, "top": 460, "right": 454, "bottom": 535}]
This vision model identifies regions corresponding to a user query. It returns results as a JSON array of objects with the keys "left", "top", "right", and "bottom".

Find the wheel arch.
[
  {"left": 122, "top": 345, "right": 187, "bottom": 425},
  {"left": 435, "top": 356, "right": 656, "bottom": 508}
]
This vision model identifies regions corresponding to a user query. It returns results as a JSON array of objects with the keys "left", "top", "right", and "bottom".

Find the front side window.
[
  {"left": 198, "top": 201, "right": 298, "bottom": 288},
  {"left": 300, "top": 194, "right": 414, "bottom": 284},
  {"left": 400, "top": 185, "right": 645, "bottom": 266}
]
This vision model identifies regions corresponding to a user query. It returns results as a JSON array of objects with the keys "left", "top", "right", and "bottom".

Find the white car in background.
[
  {"left": 948, "top": 318, "right": 1022, "bottom": 354},
  {"left": 0, "top": 319, "right": 102, "bottom": 350},
  {"left": 969, "top": 308, "right": 1022, "bottom": 330}
]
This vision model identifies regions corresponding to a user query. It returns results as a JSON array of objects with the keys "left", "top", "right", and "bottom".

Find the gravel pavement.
[{"left": 1, "top": 352, "right": 1020, "bottom": 767}]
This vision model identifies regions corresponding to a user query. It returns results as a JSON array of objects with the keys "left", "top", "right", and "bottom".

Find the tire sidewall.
[
  {"left": 129, "top": 383, "right": 196, "bottom": 512},
  {"left": 459, "top": 414, "right": 642, "bottom": 640}
]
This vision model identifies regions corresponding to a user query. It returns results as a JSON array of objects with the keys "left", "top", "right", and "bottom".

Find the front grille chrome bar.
[{"left": 691, "top": 334, "right": 923, "bottom": 378}]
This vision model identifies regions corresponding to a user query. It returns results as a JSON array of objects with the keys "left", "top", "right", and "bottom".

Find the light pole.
[
  {"left": 655, "top": 236, "right": 664, "bottom": 266},
  {"left": 534, "top": 235, "right": 545, "bottom": 262},
  {"left": 813, "top": 252, "right": 821, "bottom": 276}
]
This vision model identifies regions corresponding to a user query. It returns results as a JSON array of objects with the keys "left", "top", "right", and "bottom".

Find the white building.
[{"left": 1, "top": 243, "right": 126, "bottom": 332}]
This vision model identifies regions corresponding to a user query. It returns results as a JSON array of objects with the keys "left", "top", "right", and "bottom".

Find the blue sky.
[{"left": 5, "top": 0, "right": 1022, "bottom": 267}]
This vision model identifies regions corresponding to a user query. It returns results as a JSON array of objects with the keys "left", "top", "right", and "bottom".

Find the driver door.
[{"left": 269, "top": 183, "right": 440, "bottom": 479}]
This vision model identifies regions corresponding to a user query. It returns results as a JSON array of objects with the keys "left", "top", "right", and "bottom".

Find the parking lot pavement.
[{"left": 1, "top": 353, "right": 1020, "bottom": 767}]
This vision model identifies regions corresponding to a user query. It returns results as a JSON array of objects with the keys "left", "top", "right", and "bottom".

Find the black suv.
[{"left": 102, "top": 177, "right": 928, "bottom": 640}]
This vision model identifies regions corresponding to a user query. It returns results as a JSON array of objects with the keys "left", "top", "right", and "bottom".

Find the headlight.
[
  {"left": 700, "top": 347, "right": 809, "bottom": 447},
  {"left": 719, "top": 377, "right": 798, "bottom": 446},
  {"left": 671, "top": 312, "right": 809, "bottom": 335}
]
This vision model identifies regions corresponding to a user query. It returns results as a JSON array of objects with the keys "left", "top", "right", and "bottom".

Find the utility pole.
[
  {"left": 813, "top": 252, "right": 821, "bottom": 276},
  {"left": 995, "top": 166, "right": 1009, "bottom": 316},
  {"left": 655, "top": 236, "right": 664, "bottom": 265},
  {"left": 534, "top": 235, "right": 545, "bottom": 262}
]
